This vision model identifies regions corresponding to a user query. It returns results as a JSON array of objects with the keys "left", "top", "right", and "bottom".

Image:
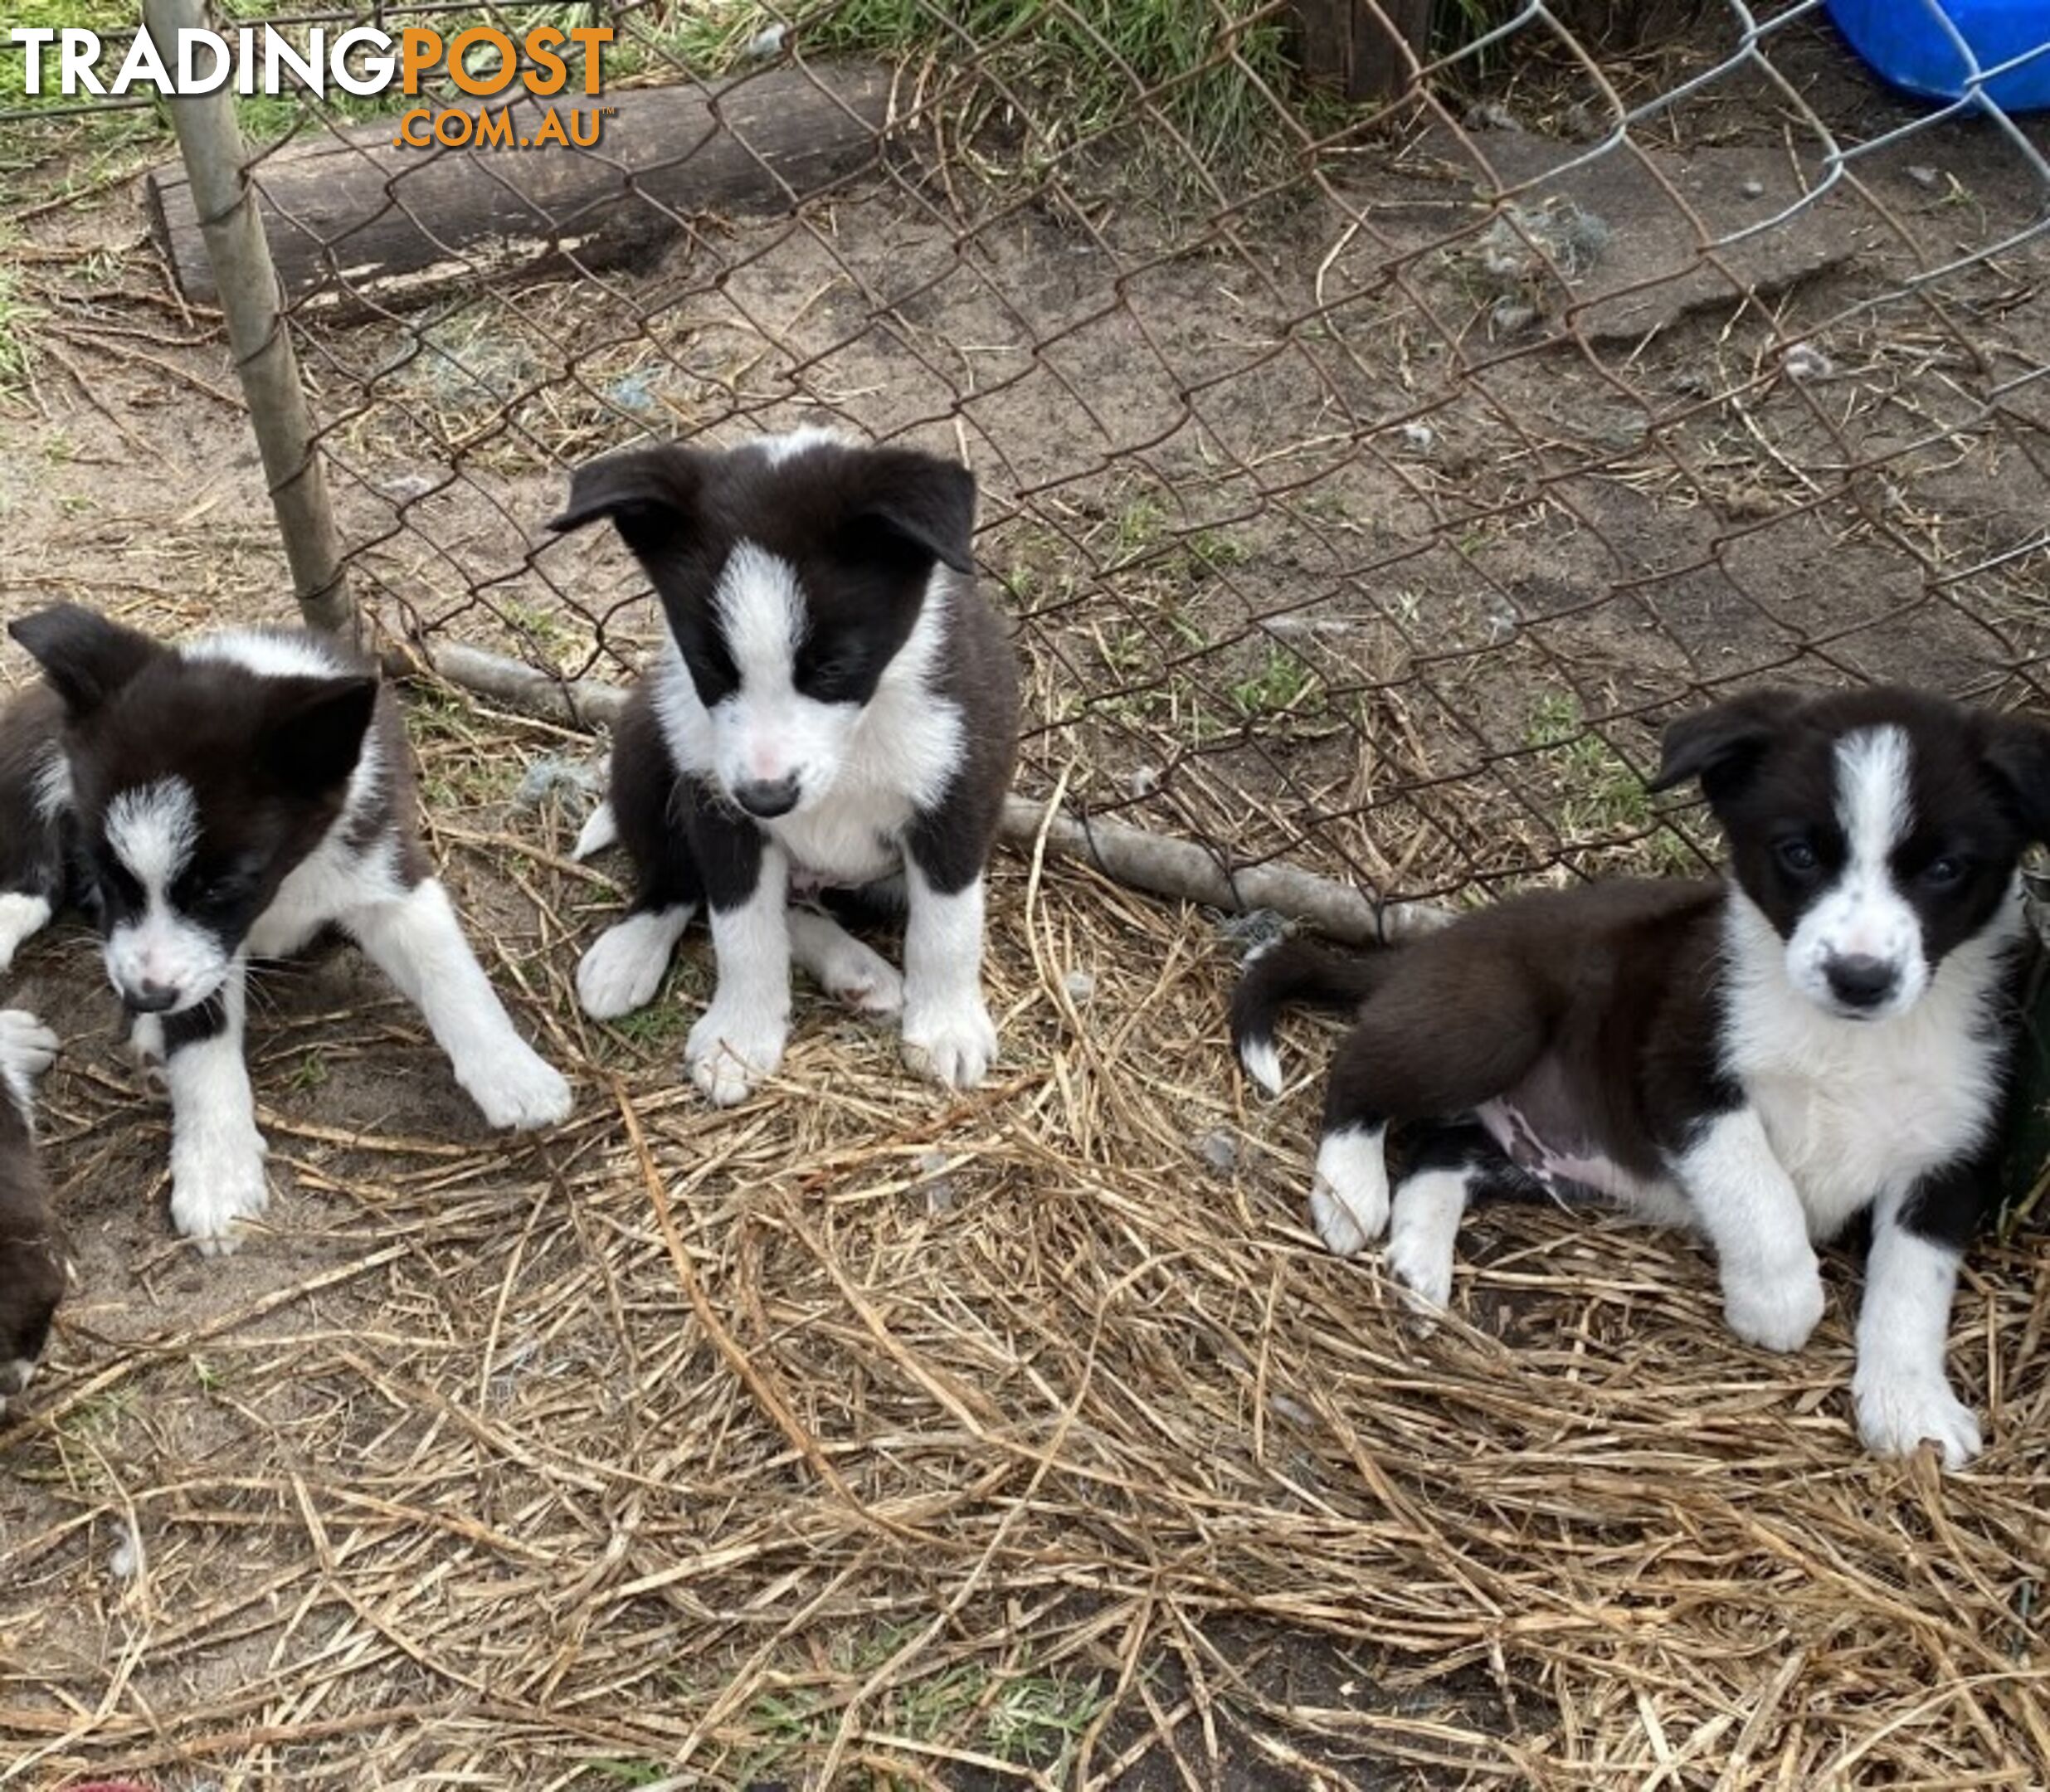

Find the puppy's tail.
[{"left": 1231, "top": 937, "right": 1394, "bottom": 1097}]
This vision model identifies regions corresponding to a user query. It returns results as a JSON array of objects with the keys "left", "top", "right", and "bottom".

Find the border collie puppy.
[
  {"left": 1233, "top": 685, "right": 2050, "bottom": 1468},
  {"left": 0, "top": 606, "right": 573, "bottom": 1254},
  {"left": 0, "top": 1008, "right": 62, "bottom": 1419},
  {"left": 550, "top": 431, "right": 1020, "bottom": 1106}
]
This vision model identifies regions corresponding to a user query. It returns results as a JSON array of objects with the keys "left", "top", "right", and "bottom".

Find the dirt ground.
[{"left": 3, "top": 5, "right": 2050, "bottom": 1788}]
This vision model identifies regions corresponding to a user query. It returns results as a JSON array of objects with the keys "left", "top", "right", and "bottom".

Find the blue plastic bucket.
[{"left": 1825, "top": 0, "right": 2050, "bottom": 111}]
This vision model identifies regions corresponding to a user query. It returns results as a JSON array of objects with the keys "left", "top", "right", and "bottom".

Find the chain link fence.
[{"left": 95, "top": 0, "right": 2050, "bottom": 906}]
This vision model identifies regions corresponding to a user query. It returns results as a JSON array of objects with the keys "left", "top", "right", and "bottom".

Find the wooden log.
[
  {"left": 1289, "top": 0, "right": 1434, "bottom": 101},
  {"left": 144, "top": 64, "right": 894, "bottom": 314}
]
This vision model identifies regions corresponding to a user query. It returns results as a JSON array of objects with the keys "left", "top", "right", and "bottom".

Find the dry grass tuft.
[{"left": 2, "top": 694, "right": 2047, "bottom": 1790}]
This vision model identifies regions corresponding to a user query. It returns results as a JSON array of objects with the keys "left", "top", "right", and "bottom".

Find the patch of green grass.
[
  {"left": 1526, "top": 691, "right": 1694, "bottom": 873},
  {"left": 729, "top": 1638, "right": 1106, "bottom": 1788},
  {"left": 288, "top": 1047, "right": 329, "bottom": 1093},
  {"left": 1232, "top": 643, "right": 1319, "bottom": 718},
  {"left": 573, "top": 1762, "right": 671, "bottom": 1789}
]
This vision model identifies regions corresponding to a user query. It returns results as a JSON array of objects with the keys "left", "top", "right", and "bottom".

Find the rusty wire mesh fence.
[{"left": 117, "top": 0, "right": 2050, "bottom": 903}]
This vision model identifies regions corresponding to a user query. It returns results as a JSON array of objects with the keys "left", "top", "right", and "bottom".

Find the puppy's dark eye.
[
  {"left": 1921, "top": 855, "right": 1967, "bottom": 888},
  {"left": 1776, "top": 839, "right": 1819, "bottom": 874}
]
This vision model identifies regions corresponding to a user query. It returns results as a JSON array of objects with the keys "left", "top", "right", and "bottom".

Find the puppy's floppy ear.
[
  {"left": 8, "top": 604, "right": 161, "bottom": 717},
  {"left": 843, "top": 448, "right": 976, "bottom": 576},
  {"left": 1979, "top": 712, "right": 2050, "bottom": 841},
  {"left": 259, "top": 674, "right": 380, "bottom": 798},
  {"left": 545, "top": 446, "right": 706, "bottom": 559},
  {"left": 1647, "top": 688, "right": 1797, "bottom": 801}
]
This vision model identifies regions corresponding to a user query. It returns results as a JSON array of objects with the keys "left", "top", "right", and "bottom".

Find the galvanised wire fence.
[{"left": 40, "top": 0, "right": 2050, "bottom": 906}]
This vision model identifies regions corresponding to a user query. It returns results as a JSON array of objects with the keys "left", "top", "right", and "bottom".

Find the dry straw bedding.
[{"left": 0, "top": 692, "right": 2044, "bottom": 1790}]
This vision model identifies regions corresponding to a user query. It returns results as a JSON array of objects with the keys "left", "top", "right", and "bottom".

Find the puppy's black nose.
[
  {"left": 124, "top": 982, "right": 179, "bottom": 1015},
  {"left": 1825, "top": 954, "right": 1897, "bottom": 1010},
  {"left": 733, "top": 776, "right": 800, "bottom": 819}
]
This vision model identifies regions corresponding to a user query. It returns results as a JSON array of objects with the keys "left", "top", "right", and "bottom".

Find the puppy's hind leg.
[
  {"left": 1384, "top": 1119, "right": 1515, "bottom": 1313},
  {"left": 347, "top": 880, "right": 573, "bottom": 1130},
  {"left": 1310, "top": 967, "right": 1549, "bottom": 1262},
  {"left": 788, "top": 908, "right": 903, "bottom": 1017}
]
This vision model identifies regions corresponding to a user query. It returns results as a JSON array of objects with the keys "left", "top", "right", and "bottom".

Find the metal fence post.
[{"left": 141, "top": 0, "right": 355, "bottom": 638}]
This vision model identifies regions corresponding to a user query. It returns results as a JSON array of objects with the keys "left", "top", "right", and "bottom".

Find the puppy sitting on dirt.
[
  {"left": 1234, "top": 685, "right": 2050, "bottom": 1469},
  {"left": 0, "top": 605, "right": 574, "bottom": 1255},
  {"left": 0, "top": 1008, "right": 63, "bottom": 1419},
  {"left": 553, "top": 430, "right": 1020, "bottom": 1105}
]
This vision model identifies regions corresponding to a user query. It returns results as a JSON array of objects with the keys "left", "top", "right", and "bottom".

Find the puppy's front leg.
[
  {"left": 1852, "top": 1186, "right": 1979, "bottom": 1468},
  {"left": 346, "top": 879, "right": 572, "bottom": 1130},
  {"left": 899, "top": 857, "right": 996, "bottom": 1090},
  {"left": 1677, "top": 1106, "right": 1824, "bottom": 1351},
  {"left": 158, "top": 959, "right": 270, "bottom": 1256},
  {"left": 688, "top": 840, "right": 792, "bottom": 1106}
]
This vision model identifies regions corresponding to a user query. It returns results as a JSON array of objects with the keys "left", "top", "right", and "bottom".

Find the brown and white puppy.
[
  {"left": 554, "top": 430, "right": 1020, "bottom": 1105},
  {"left": 0, "top": 1008, "right": 62, "bottom": 1419},
  {"left": 1234, "top": 686, "right": 2050, "bottom": 1469}
]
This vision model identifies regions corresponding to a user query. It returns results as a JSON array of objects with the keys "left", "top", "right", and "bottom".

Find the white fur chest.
[{"left": 1720, "top": 900, "right": 2018, "bottom": 1239}]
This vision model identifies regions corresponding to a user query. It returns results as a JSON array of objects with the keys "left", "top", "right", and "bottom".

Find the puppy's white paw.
[
  {"left": 462, "top": 1041, "right": 572, "bottom": 1131},
  {"left": 902, "top": 996, "right": 996, "bottom": 1089},
  {"left": 577, "top": 910, "right": 689, "bottom": 1020},
  {"left": 1309, "top": 1126, "right": 1389, "bottom": 1258},
  {"left": 0, "top": 1010, "right": 58, "bottom": 1081},
  {"left": 1855, "top": 1367, "right": 1982, "bottom": 1469},
  {"left": 1385, "top": 1223, "right": 1455, "bottom": 1312},
  {"left": 169, "top": 1129, "right": 270, "bottom": 1258},
  {"left": 813, "top": 934, "right": 904, "bottom": 1017},
  {"left": 1721, "top": 1253, "right": 1826, "bottom": 1353},
  {"left": 0, "top": 892, "right": 52, "bottom": 972},
  {"left": 686, "top": 1004, "right": 787, "bottom": 1107},
  {"left": 572, "top": 799, "right": 619, "bottom": 862}
]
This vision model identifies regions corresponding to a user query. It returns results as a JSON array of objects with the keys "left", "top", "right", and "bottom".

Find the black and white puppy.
[
  {"left": 1234, "top": 685, "right": 2050, "bottom": 1468},
  {"left": 0, "top": 1007, "right": 62, "bottom": 1419},
  {"left": 0, "top": 606, "right": 573, "bottom": 1254},
  {"left": 550, "top": 431, "right": 1020, "bottom": 1105}
]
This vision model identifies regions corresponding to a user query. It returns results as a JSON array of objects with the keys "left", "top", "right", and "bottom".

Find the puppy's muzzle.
[{"left": 121, "top": 980, "right": 182, "bottom": 1015}]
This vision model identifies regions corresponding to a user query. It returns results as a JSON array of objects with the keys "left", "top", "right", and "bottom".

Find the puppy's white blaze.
[
  {"left": 713, "top": 542, "right": 808, "bottom": 684},
  {"left": 759, "top": 425, "right": 850, "bottom": 465},
  {"left": 1853, "top": 1220, "right": 1980, "bottom": 1467},
  {"left": 106, "top": 777, "right": 199, "bottom": 894},
  {"left": 0, "top": 892, "right": 52, "bottom": 972},
  {"left": 181, "top": 628, "right": 350, "bottom": 682},
  {"left": 1786, "top": 725, "right": 1925, "bottom": 1014},
  {"left": 1310, "top": 1123, "right": 1390, "bottom": 1257},
  {"left": 30, "top": 747, "right": 69, "bottom": 823},
  {"left": 1238, "top": 1035, "right": 1283, "bottom": 1098},
  {"left": 572, "top": 799, "right": 620, "bottom": 861},
  {"left": 1385, "top": 1166, "right": 1469, "bottom": 1312}
]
